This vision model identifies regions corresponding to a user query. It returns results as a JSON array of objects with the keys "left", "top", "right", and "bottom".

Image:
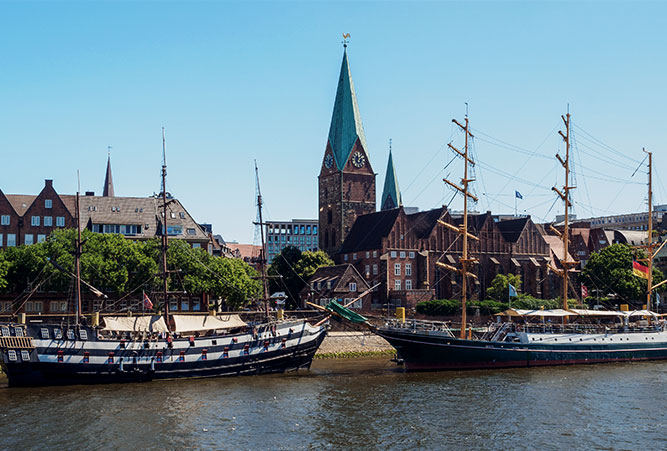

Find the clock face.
[
  {"left": 351, "top": 151, "right": 366, "bottom": 168},
  {"left": 324, "top": 153, "right": 334, "bottom": 169}
]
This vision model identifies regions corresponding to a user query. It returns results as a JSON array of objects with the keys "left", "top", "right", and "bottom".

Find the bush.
[
  {"left": 470, "top": 300, "right": 508, "bottom": 315},
  {"left": 511, "top": 295, "right": 577, "bottom": 310},
  {"left": 416, "top": 299, "right": 461, "bottom": 316}
]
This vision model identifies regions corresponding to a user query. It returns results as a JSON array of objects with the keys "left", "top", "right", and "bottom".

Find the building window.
[
  {"left": 373, "top": 250, "right": 377, "bottom": 258},
  {"left": 44, "top": 216, "right": 53, "bottom": 227},
  {"left": 406, "top": 279, "right": 413, "bottom": 290},
  {"left": 45, "top": 199, "right": 52, "bottom": 209},
  {"left": 395, "top": 280, "right": 402, "bottom": 290},
  {"left": 24, "top": 234, "right": 34, "bottom": 245},
  {"left": 169, "top": 299, "right": 178, "bottom": 311},
  {"left": 352, "top": 253, "right": 357, "bottom": 260},
  {"left": 365, "top": 251, "right": 370, "bottom": 258},
  {"left": 349, "top": 282, "right": 357, "bottom": 292},
  {"left": 192, "top": 243, "right": 201, "bottom": 249},
  {"left": 373, "top": 264, "right": 378, "bottom": 275},
  {"left": 400, "top": 251, "right": 406, "bottom": 258},
  {"left": 0, "top": 234, "right": 3, "bottom": 246},
  {"left": 306, "top": 225, "right": 311, "bottom": 234},
  {"left": 37, "top": 234, "right": 46, "bottom": 243},
  {"left": 167, "top": 226, "right": 183, "bottom": 235},
  {"left": 192, "top": 298, "right": 201, "bottom": 311},
  {"left": 7, "top": 234, "right": 16, "bottom": 247},
  {"left": 405, "top": 263, "right": 412, "bottom": 276},
  {"left": 1, "top": 215, "right": 9, "bottom": 225},
  {"left": 394, "top": 263, "right": 401, "bottom": 276},
  {"left": 31, "top": 216, "right": 40, "bottom": 226},
  {"left": 187, "top": 228, "right": 196, "bottom": 235},
  {"left": 344, "top": 254, "right": 348, "bottom": 262},
  {"left": 179, "top": 212, "right": 186, "bottom": 219},
  {"left": 365, "top": 265, "right": 370, "bottom": 276},
  {"left": 390, "top": 251, "right": 397, "bottom": 258},
  {"left": 181, "top": 300, "right": 189, "bottom": 311},
  {"left": 409, "top": 251, "right": 415, "bottom": 259},
  {"left": 313, "top": 226, "right": 318, "bottom": 235}
]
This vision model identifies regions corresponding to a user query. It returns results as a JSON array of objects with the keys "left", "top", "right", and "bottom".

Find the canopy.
[
  {"left": 326, "top": 300, "right": 368, "bottom": 324},
  {"left": 103, "top": 315, "right": 169, "bottom": 333},
  {"left": 171, "top": 314, "right": 247, "bottom": 333},
  {"left": 620, "top": 310, "right": 660, "bottom": 319},
  {"left": 567, "top": 309, "right": 625, "bottom": 317},
  {"left": 496, "top": 308, "right": 576, "bottom": 317}
]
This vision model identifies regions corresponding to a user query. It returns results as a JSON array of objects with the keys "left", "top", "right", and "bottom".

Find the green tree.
[
  {"left": 487, "top": 273, "right": 522, "bottom": 302},
  {"left": 582, "top": 243, "right": 662, "bottom": 305},
  {"left": 268, "top": 247, "right": 334, "bottom": 308},
  {"left": 0, "top": 252, "right": 9, "bottom": 291}
]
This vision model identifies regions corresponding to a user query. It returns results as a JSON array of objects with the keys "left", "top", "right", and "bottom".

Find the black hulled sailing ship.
[
  {"left": 377, "top": 113, "right": 667, "bottom": 370},
  {"left": 0, "top": 134, "right": 326, "bottom": 387}
]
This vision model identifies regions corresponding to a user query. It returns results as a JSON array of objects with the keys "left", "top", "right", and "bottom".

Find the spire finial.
[
  {"left": 107, "top": 145, "right": 112, "bottom": 158},
  {"left": 389, "top": 138, "right": 392, "bottom": 154},
  {"left": 342, "top": 33, "right": 350, "bottom": 48}
]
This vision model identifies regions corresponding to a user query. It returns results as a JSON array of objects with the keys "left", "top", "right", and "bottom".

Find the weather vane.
[{"left": 342, "top": 33, "right": 350, "bottom": 48}]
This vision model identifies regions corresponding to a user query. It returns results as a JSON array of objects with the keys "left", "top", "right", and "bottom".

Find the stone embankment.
[{"left": 315, "top": 331, "right": 395, "bottom": 358}]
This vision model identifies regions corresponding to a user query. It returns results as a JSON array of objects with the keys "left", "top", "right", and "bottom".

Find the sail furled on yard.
[{"left": 325, "top": 300, "right": 368, "bottom": 324}]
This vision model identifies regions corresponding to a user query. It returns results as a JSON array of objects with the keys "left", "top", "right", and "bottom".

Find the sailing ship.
[
  {"left": 0, "top": 132, "right": 326, "bottom": 387},
  {"left": 376, "top": 112, "right": 667, "bottom": 370}
]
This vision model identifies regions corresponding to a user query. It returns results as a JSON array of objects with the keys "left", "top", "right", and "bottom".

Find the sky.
[{"left": 2, "top": 1, "right": 667, "bottom": 244}]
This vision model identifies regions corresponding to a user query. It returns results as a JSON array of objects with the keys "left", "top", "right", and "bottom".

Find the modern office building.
[{"left": 265, "top": 219, "right": 319, "bottom": 263}]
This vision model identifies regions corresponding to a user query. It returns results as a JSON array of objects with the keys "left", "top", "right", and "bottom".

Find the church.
[{"left": 313, "top": 46, "right": 556, "bottom": 312}]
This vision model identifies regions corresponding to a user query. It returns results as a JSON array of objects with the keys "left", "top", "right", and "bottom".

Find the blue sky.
[{"left": 1, "top": 1, "right": 666, "bottom": 243}]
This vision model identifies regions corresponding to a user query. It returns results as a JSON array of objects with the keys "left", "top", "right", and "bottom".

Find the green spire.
[
  {"left": 381, "top": 143, "right": 401, "bottom": 210},
  {"left": 327, "top": 48, "right": 367, "bottom": 170}
]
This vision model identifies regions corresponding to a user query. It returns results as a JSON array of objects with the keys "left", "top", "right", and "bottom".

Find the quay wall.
[{"left": 316, "top": 331, "right": 393, "bottom": 357}]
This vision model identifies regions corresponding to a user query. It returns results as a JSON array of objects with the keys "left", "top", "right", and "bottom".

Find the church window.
[
  {"left": 324, "top": 231, "right": 329, "bottom": 248},
  {"left": 327, "top": 210, "right": 332, "bottom": 224}
]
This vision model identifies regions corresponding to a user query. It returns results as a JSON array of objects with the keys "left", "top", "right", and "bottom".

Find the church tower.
[
  {"left": 380, "top": 141, "right": 402, "bottom": 210},
  {"left": 103, "top": 149, "right": 115, "bottom": 197},
  {"left": 318, "top": 45, "right": 376, "bottom": 258}
]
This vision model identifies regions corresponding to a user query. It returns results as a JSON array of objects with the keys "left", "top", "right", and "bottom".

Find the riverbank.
[{"left": 315, "top": 331, "right": 395, "bottom": 359}]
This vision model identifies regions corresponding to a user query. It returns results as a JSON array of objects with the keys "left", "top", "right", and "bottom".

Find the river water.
[{"left": 1, "top": 358, "right": 665, "bottom": 450}]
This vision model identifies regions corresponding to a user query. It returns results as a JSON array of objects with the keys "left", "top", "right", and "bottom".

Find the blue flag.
[
  {"left": 515, "top": 191, "right": 523, "bottom": 199},
  {"left": 508, "top": 283, "right": 518, "bottom": 298}
]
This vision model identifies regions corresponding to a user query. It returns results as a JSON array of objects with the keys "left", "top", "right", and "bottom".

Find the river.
[{"left": 0, "top": 358, "right": 665, "bottom": 450}]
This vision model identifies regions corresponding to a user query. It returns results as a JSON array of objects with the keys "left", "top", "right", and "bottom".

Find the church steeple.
[
  {"left": 381, "top": 141, "right": 402, "bottom": 210},
  {"left": 103, "top": 148, "right": 114, "bottom": 197},
  {"left": 327, "top": 47, "right": 368, "bottom": 170}
]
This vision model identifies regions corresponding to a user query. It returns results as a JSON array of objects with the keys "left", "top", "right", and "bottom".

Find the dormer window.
[{"left": 179, "top": 212, "right": 185, "bottom": 219}]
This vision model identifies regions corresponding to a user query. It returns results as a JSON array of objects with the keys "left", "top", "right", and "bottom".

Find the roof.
[
  {"left": 61, "top": 194, "right": 209, "bottom": 241},
  {"left": 406, "top": 207, "right": 445, "bottom": 239},
  {"left": 228, "top": 243, "right": 262, "bottom": 260},
  {"left": 496, "top": 217, "right": 529, "bottom": 242},
  {"left": 340, "top": 208, "right": 401, "bottom": 253},
  {"left": 304, "top": 264, "right": 370, "bottom": 297},
  {"left": 381, "top": 149, "right": 401, "bottom": 210},
  {"left": 103, "top": 155, "right": 115, "bottom": 197},
  {"left": 327, "top": 48, "right": 367, "bottom": 170},
  {"left": 452, "top": 212, "right": 489, "bottom": 233},
  {"left": 542, "top": 234, "right": 574, "bottom": 263},
  {"left": 5, "top": 194, "right": 37, "bottom": 216}
]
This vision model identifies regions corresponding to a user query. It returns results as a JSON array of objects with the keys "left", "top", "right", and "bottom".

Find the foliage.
[
  {"left": 0, "top": 252, "right": 8, "bottom": 291},
  {"left": 581, "top": 243, "right": 663, "bottom": 304},
  {"left": 486, "top": 273, "right": 522, "bottom": 302},
  {"left": 416, "top": 299, "right": 461, "bottom": 316},
  {"left": 469, "top": 300, "right": 507, "bottom": 315},
  {"left": 510, "top": 294, "right": 577, "bottom": 310},
  {"left": 268, "top": 247, "right": 333, "bottom": 308}
]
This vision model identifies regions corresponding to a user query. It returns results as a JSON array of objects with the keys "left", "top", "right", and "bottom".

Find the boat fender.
[
  {"left": 108, "top": 352, "right": 114, "bottom": 364},
  {"left": 243, "top": 344, "right": 250, "bottom": 355},
  {"left": 156, "top": 352, "right": 163, "bottom": 363},
  {"left": 201, "top": 349, "right": 207, "bottom": 361},
  {"left": 271, "top": 325, "right": 276, "bottom": 337},
  {"left": 119, "top": 358, "right": 124, "bottom": 372},
  {"left": 232, "top": 337, "right": 238, "bottom": 343},
  {"left": 281, "top": 338, "right": 286, "bottom": 349},
  {"left": 150, "top": 358, "right": 155, "bottom": 371},
  {"left": 189, "top": 336, "right": 195, "bottom": 347},
  {"left": 263, "top": 340, "right": 270, "bottom": 351},
  {"left": 223, "top": 346, "right": 229, "bottom": 358}
]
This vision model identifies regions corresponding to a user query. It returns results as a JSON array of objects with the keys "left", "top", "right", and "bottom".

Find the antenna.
[
  {"left": 161, "top": 127, "right": 167, "bottom": 194},
  {"left": 465, "top": 102, "right": 469, "bottom": 118}
]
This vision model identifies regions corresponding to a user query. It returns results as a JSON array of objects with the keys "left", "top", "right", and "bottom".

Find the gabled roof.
[
  {"left": 452, "top": 212, "right": 490, "bottom": 233},
  {"left": 103, "top": 155, "right": 115, "bottom": 197},
  {"left": 5, "top": 195, "right": 37, "bottom": 216},
  {"left": 340, "top": 208, "right": 401, "bottom": 253},
  {"left": 496, "top": 217, "right": 529, "bottom": 243},
  {"left": 381, "top": 149, "right": 401, "bottom": 210},
  {"left": 303, "top": 264, "right": 370, "bottom": 297},
  {"left": 407, "top": 207, "right": 445, "bottom": 239},
  {"left": 327, "top": 49, "right": 367, "bottom": 170}
]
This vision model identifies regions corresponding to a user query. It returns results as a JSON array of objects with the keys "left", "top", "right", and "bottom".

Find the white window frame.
[
  {"left": 43, "top": 216, "right": 53, "bottom": 227},
  {"left": 0, "top": 215, "right": 9, "bottom": 225},
  {"left": 400, "top": 251, "right": 406, "bottom": 258},
  {"left": 390, "top": 251, "right": 397, "bottom": 258},
  {"left": 7, "top": 234, "right": 16, "bottom": 247},
  {"left": 37, "top": 234, "right": 46, "bottom": 243},
  {"left": 394, "top": 263, "right": 401, "bottom": 276},
  {"left": 31, "top": 216, "right": 40, "bottom": 226},
  {"left": 352, "top": 253, "right": 357, "bottom": 260},
  {"left": 395, "top": 280, "right": 402, "bottom": 290},
  {"left": 45, "top": 199, "right": 52, "bottom": 209},
  {"left": 56, "top": 216, "right": 65, "bottom": 227},
  {"left": 409, "top": 251, "right": 415, "bottom": 259},
  {"left": 373, "top": 264, "right": 378, "bottom": 275},
  {"left": 405, "top": 263, "right": 412, "bottom": 276},
  {"left": 349, "top": 282, "right": 357, "bottom": 292},
  {"left": 0, "top": 234, "right": 3, "bottom": 247},
  {"left": 373, "top": 250, "right": 378, "bottom": 258},
  {"left": 406, "top": 279, "right": 413, "bottom": 290}
]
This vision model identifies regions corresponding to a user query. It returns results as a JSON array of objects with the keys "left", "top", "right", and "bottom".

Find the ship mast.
[
  {"left": 646, "top": 149, "right": 653, "bottom": 312},
  {"left": 74, "top": 178, "right": 82, "bottom": 326},
  {"left": 551, "top": 112, "right": 576, "bottom": 310},
  {"left": 254, "top": 161, "right": 270, "bottom": 321},
  {"left": 436, "top": 114, "right": 479, "bottom": 339},
  {"left": 161, "top": 128, "right": 170, "bottom": 328}
]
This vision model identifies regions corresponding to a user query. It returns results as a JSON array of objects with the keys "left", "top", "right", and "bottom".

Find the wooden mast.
[
  {"left": 74, "top": 187, "right": 82, "bottom": 325},
  {"left": 645, "top": 148, "right": 654, "bottom": 312},
  {"left": 436, "top": 115, "right": 478, "bottom": 339},
  {"left": 161, "top": 127, "right": 170, "bottom": 328},
  {"left": 254, "top": 161, "right": 270, "bottom": 321},
  {"left": 552, "top": 112, "right": 576, "bottom": 310}
]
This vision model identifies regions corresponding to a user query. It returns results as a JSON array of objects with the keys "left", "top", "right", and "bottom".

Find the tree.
[
  {"left": 0, "top": 252, "right": 8, "bottom": 291},
  {"left": 268, "top": 247, "right": 334, "bottom": 308},
  {"left": 487, "top": 273, "right": 522, "bottom": 302},
  {"left": 581, "top": 243, "right": 663, "bottom": 305}
]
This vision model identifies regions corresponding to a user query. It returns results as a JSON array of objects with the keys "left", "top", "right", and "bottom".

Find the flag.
[
  {"left": 656, "top": 292, "right": 661, "bottom": 306},
  {"left": 508, "top": 283, "right": 518, "bottom": 298},
  {"left": 581, "top": 283, "right": 588, "bottom": 298},
  {"left": 143, "top": 291, "right": 153, "bottom": 310},
  {"left": 515, "top": 191, "right": 523, "bottom": 199},
  {"left": 632, "top": 260, "right": 650, "bottom": 280}
]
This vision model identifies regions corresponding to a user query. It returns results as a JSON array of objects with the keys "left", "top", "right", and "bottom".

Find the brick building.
[
  {"left": 299, "top": 264, "right": 371, "bottom": 311},
  {"left": 318, "top": 46, "right": 376, "bottom": 257}
]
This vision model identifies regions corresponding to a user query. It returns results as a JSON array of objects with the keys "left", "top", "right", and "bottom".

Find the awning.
[
  {"left": 172, "top": 314, "right": 247, "bottom": 333},
  {"left": 620, "top": 310, "right": 660, "bottom": 319},
  {"left": 495, "top": 308, "right": 577, "bottom": 317},
  {"left": 511, "top": 258, "right": 520, "bottom": 267},
  {"left": 490, "top": 257, "right": 500, "bottom": 265},
  {"left": 103, "top": 316, "right": 169, "bottom": 333},
  {"left": 568, "top": 309, "right": 624, "bottom": 317},
  {"left": 529, "top": 257, "right": 540, "bottom": 267}
]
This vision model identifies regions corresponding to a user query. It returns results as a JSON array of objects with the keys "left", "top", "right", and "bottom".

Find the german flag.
[{"left": 633, "top": 260, "right": 650, "bottom": 280}]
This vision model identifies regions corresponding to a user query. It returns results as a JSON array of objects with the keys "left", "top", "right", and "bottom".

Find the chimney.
[
  {"left": 45, "top": 179, "right": 53, "bottom": 188},
  {"left": 85, "top": 191, "right": 95, "bottom": 197}
]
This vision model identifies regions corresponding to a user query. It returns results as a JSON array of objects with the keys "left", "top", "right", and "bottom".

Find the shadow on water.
[{"left": 1, "top": 359, "right": 666, "bottom": 450}]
